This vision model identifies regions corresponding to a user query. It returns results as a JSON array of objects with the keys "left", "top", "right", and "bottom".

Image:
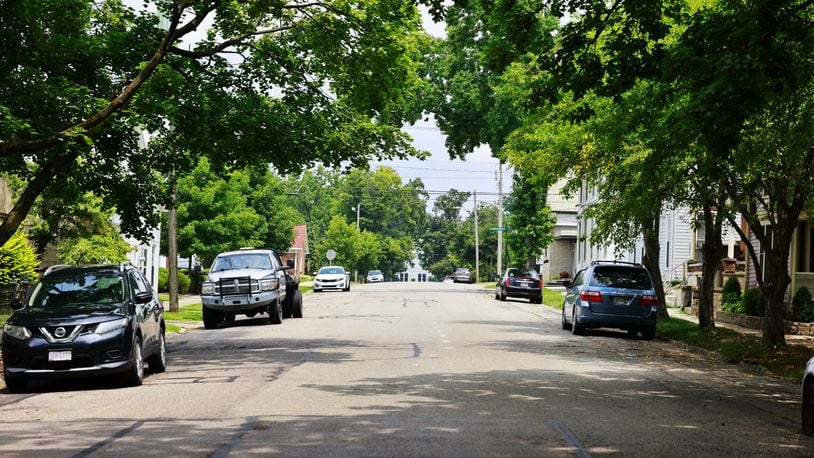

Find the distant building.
[
  {"left": 539, "top": 178, "right": 578, "bottom": 283},
  {"left": 282, "top": 224, "right": 309, "bottom": 276},
  {"left": 398, "top": 254, "right": 431, "bottom": 282}
]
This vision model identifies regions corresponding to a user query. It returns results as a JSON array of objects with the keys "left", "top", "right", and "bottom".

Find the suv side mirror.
[{"left": 562, "top": 280, "right": 573, "bottom": 289}]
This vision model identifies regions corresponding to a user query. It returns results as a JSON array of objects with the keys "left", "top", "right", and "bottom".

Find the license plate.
[
  {"left": 612, "top": 296, "right": 629, "bottom": 305},
  {"left": 49, "top": 350, "right": 72, "bottom": 362},
  {"left": 519, "top": 282, "right": 530, "bottom": 287}
]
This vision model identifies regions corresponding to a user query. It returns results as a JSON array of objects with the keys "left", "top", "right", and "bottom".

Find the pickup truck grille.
[{"left": 215, "top": 276, "right": 258, "bottom": 295}]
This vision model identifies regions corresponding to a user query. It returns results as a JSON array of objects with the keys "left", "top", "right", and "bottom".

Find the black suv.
[{"left": 2, "top": 264, "right": 166, "bottom": 392}]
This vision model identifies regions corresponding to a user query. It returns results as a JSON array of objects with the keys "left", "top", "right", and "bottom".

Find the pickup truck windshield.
[{"left": 211, "top": 254, "right": 273, "bottom": 271}]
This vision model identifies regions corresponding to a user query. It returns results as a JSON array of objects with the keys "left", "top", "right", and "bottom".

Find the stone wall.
[{"left": 715, "top": 310, "right": 814, "bottom": 337}]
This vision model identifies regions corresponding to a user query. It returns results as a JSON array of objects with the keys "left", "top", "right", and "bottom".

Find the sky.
[{"left": 371, "top": 6, "right": 511, "bottom": 217}]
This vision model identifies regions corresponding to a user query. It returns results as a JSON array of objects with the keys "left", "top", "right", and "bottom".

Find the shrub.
[
  {"left": 721, "top": 298, "right": 746, "bottom": 314},
  {"left": 157, "top": 267, "right": 191, "bottom": 294},
  {"left": 722, "top": 277, "right": 742, "bottom": 297},
  {"left": 158, "top": 268, "right": 168, "bottom": 292},
  {"left": 792, "top": 286, "right": 814, "bottom": 322},
  {"left": 742, "top": 288, "right": 765, "bottom": 316},
  {"left": 0, "top": 231, "right": 39, "bottom": 284}
]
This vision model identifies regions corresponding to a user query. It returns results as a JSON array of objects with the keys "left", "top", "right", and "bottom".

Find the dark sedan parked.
[
  {"left": 2, "top": 264, "right": 166, "bottom": 392},
  {"left": 495, "top": 268, "right": 543, "bottom": 304}
]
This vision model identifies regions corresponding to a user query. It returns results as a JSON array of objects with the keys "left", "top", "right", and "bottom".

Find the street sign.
[
  {"left": 489, "top": 227, "right": 507, "bottom": 232},
  {"left": 326, "top": 249, "right": 336, "bottom": 261}
]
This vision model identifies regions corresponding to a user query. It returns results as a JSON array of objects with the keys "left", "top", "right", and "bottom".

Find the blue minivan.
[{"left": 561, "top": 261, "right": 658, "bottom": 339}]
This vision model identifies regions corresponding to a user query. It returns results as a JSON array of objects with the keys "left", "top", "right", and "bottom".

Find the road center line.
[
  {"left": 548, "top": 419, "right": 591, "bottom": 458},
  {"left": 211, "top": 416, "right": 258, "bottom": 458},
  {"left": 71, "top": 420, "right": 145, "bottom": 458}
]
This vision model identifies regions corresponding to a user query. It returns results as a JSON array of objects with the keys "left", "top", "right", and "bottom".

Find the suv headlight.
[
  {"left": 3, "top": 324, "right": 31, "bottom": 341},
  {"left": 260, "top": 279, "right": 279, "bottom": 291},
  {"left": 95, "top": 318, "right": 128, "bottom": 336},
  {"left": 201, "top": 282, "right": 214, "bottom": 295}
]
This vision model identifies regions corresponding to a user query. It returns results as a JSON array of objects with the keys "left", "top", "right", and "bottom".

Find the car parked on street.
[
  {"left": 803, "top": 356, "right": 814, "bottom": 436},
  {"left": 314, "top": 266, "right": 350, "bottom": 292},
  {"left": 200, "top": 248, "right": 302, "bottom": 329},
  {"left": 496, "top": 268, "right": 542, "bottom": 304},
  {"left": 366, "top": 270, "right": 384, "bottom": 283},
  {"left": 561, "top": 260, "right": 658, "bottom": 339},
  {"left": 2, "top": 264, "right": 166, "bottom": 392},
  {"left": 453, "top": 267, "right": 474, "bottom": 284}
]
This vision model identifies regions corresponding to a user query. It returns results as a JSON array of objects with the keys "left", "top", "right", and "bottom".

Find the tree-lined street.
[{"left": 0, "top": 284, "right": 809, "bottom": 456}]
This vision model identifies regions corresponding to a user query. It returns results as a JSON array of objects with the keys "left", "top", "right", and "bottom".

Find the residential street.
[{"left": 0, "top": 282, "right": 811, "bottom": 456}]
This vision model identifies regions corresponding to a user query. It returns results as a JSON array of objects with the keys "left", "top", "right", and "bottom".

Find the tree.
[
  {"left": 176, "top": 158, "right": 268, "bottom": 266},
  {"left": 0, "top": 0, "right": 430, "bottom": 248},
  {"left": 505, "top": 173, "right": 555, "bottom": 268},
  {"left": 58, "top": 233, "right": 130, "bottom": 265}
]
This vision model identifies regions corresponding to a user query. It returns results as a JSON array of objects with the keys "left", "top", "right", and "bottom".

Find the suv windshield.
[
  {"left": 27, "top": 274, "right": 125, "bottom": 309},
  {"left": 319, "top": 267, "right": 345, "bottom": 275},
  {"left": 589, "top": 266, "right": 652, "bottom": 289},
  {"left": 211, "top": 253, "right": 273, "bottom": 271},
  {"left": 368, "top": 270, "right": 381, "bottom": 276}
]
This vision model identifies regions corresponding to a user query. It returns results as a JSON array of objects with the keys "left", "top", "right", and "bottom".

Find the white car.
[
  {"left": 366, "top": 270, "right": 384, "bottom": 283},
  {"left": 314, "top": 266, "right": 350, "bottom": 292},
  {"left": 803, "top": 356, "right": 814, "bottom": 436}
]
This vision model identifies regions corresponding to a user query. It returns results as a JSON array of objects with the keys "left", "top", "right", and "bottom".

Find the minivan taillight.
[
  {"left": 505, "top": 278, "right": 510, "bottom": 286},
  {"left": 640, "top": 294, "right": 658, "bottom": 306},
  {"left": 579, "top": 290, "right": 602, "bottom": 302}
]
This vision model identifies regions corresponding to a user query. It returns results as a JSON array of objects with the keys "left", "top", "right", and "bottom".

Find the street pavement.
[{"left": 0, "top": 282, "right": 812, "bottom": 456}]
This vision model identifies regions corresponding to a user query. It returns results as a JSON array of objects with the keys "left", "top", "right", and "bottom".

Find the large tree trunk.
[
  {"left": 698, "top": 205, "right": 723, "bottom": 330},
  {"left": 641, "top": 215, "right": 670, "bottom": 320},
  {"left": 760, "top": 225, "right": 794, "bottom": 348}
]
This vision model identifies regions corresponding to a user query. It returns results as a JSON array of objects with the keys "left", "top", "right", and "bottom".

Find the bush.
[
  {"left": 721, "top": 298, "right": 746, "bottom": 314},
  {"left": 0, "top": 231, "right": 39, "bottom": 284},
  {"left": 157, "top": 267, "right": 191, "bottom": 294},
  {"left": 792, "top": 286, "right": 814, "bottom": 322},
  {"left": 742, "top": 288, "right": 765, "bottom": 317},
  {"left": 722, "top": 277, "right": 742, "bottom": 297}
]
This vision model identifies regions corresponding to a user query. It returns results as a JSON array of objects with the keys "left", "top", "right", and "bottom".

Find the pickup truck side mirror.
[
  {"left": 134, "top": 292, "right": 153, "bottom": 304},
  {"left": 286, "top": 259, "right": 295, "bottom": 268}
]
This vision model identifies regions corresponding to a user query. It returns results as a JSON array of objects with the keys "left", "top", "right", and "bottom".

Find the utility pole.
[
  {"left": 497, "top": 163, "right": 504, "bottom": 278},
  {"left": 356, "top": 203, "right": 361, "bottom": 229},
  {"left": 474, "top": 190, "right": 479, "bottom": 283},
  {"left": 168, "top": 182, "right": 179, "bottom": 313}
]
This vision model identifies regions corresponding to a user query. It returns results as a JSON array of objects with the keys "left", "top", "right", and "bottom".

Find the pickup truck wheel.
[
  {"left": 292, "top": 290, "right": 303, "bottom": 318},
  {"left": 282, "top": 294, "right": 293, "bottom": 319},
  {"left": 202, "top": 306, "right": 222, "bottom": 329},
  {"left": 268, "top": 300, "right": 283, "bottom": 325}
]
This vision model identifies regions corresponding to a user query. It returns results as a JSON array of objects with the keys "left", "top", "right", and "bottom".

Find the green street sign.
[{"left": 489, "top": 227, "right": 507, "bottom": 232}]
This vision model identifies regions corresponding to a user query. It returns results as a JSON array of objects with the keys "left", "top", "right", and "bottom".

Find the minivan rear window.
[{"left": 589, "top": 266, "right": 653, "bottom": 289}]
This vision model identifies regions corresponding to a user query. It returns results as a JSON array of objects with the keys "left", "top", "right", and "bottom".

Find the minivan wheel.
[
  {"left": 561, "top": 307, "right": 571, "bottom": 330},
  {"left": 123, "top": 337, "right": 144, "bottom": 387},
  {"left": 627, "top": 329, "right": 639, "bottom": 338},
  {"left": 803, "top": 382, "right": 814, "bottom": 436},
  {"left": 499, "top": 288, "right": 507, "bottom": 301},
  {"left": 148, "top": 330, "right": 167, "bottom": 374},
  {"left": 642, "top": 327, "right": 656, "bottom": 340},
  {"left": 571, "top": 308, "right": 583, "bottom": 335}
]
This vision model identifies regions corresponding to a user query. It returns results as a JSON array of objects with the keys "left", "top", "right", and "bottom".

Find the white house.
[{"left": 538, "top": 178, "right": 578, "bottom": 282}]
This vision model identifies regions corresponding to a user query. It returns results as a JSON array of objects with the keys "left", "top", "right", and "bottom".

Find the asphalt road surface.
[{"left": 0, "top": 282, "right": 811, "bottom": 457}]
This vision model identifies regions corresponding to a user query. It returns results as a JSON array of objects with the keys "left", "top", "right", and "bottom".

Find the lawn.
[
  {"left": 0, "top": 313, "right": 8, "bottom": 326},
  {"left": 164, "top": 303, "right": 203, "bottom": 322},
  {"left": 657, "top": 317, "right": 811, "bottom": 380},
  {"left": 543, "top": 288, "right": 566, "bottom": 309}
]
